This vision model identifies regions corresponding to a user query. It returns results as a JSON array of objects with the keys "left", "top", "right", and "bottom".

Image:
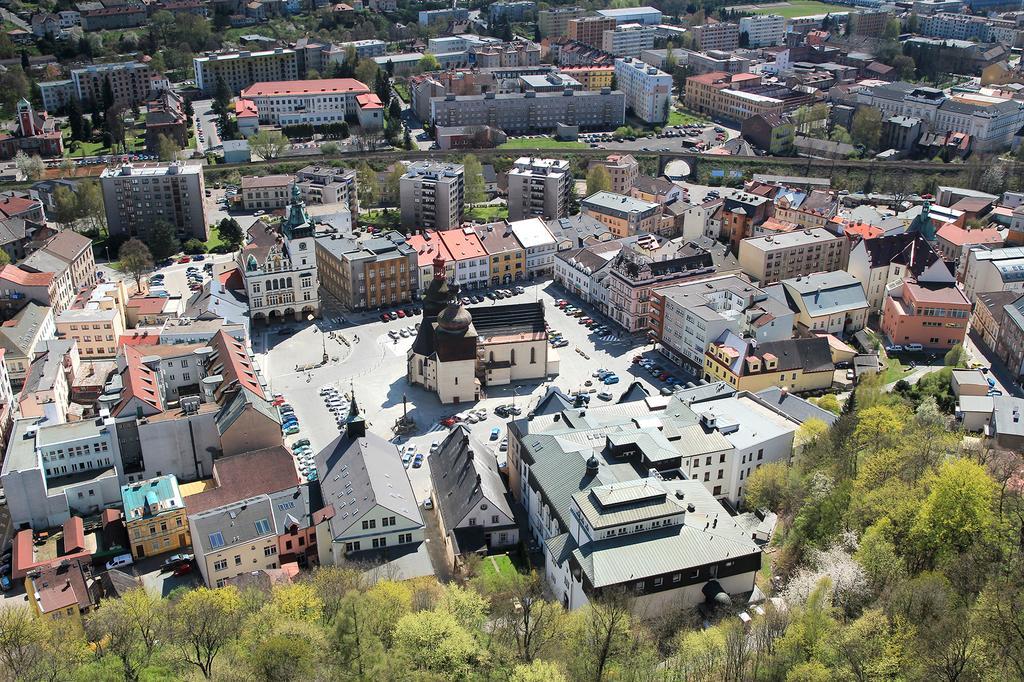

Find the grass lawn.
[
  {"left": 465, "top": 205, "right": 509, "bottom": 222},
  {"left": 479, "top": 554, "right": 516, "bottom": 581},
  {"left": 752, "top": 1, "right": 848, "bottom": 17},
  {"left": 393, "top": 82, "right": 411, "bottom": 103},
  {"left": 880, "top": 358, "right": 914, "bottom": 384},
  {"left": 204, "top": 228, "right": 226, "bottom": 252},
  {"left": 667, "top": 109, "right": 710, "bottom": 126},
  {"left": 497, "top": 138, "right": 587, "bottom": 150}
]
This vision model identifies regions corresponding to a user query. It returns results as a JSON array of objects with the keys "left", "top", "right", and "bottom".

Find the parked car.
[
  {"left": 106, "top": 553, "right": 134, "bottom": 570},
  {"left": 490, "top": 427, "right": 501, "bottom": 440},
  {"left": 603, "top": 375, "right": 620, "bottom": 385},
  {"left": 161, "top": 553, "right": 193, "bottom": 572}
]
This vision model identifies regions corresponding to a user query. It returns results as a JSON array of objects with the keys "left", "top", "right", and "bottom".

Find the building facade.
[
  {"left": 507, "top": 157, "right": 571, "bottom": 221},
  {"left": 121, "top": 474, "right": 190, "bottom": 559},
  {"left": 100, "top": 163, "right": 208, "bottom": 241},
  {"left": 429, "top": 90, "right": 626, "bottom": 134},
  {"left": 194, "top": 49, "right": 300, "bottom": 95},
  {"left": 614, "top": 57, "right": 672, "bottom": 124},
  {"left": 737, "top": 228, "right": 850, "bottom": 285},
  {"left": 400, "top": 162, "right": 465, "bottom": 232}
]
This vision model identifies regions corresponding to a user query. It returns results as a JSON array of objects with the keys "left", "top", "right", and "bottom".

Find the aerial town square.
[{"left": 0, "top": 0, "right": 1023, "bottom": 678}]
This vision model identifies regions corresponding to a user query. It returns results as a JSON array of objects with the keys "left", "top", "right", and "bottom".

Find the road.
[{"left": 192, "top": 99, "right": 222, "bottom": 153}]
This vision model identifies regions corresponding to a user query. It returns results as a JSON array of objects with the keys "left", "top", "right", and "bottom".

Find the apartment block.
[
  {"left": 400, "top": 162, "right": 465, "bottom": 232},
  {"left": 193, "top": 48, "right": 300, "bottom": 95},
  {"left": 738, "top": 14, "right": 786, "bottom": 47},
  {"left": 71, "top": 61, "right": 166, "bottom": 108},
  {"left": 881, "top": 279, "right": 971, "bottom": 349},
  {"left": 595, "top": 6, "right": 663, "bottom": 25},
  {"left": 692, "top": 22, "right": 739, "bottom": 52},
  {"left": 581, "top": 191, "right": 660, "bottom": 238},
  {"left": 568, "top": 16, "right": 616, "bottom": 48},
  {"left": 738, "top": 228, "right": 850, "bottom": 284},
  {"left": 100, "top": 163, "right": 208, "bottom": 241},
  {"left": 602, "top": 23, "right": 656, "bottom": 57},
  {"left": 684, "top": 72, "right": 785, "bottom": 123},
  {"left": 55, "top": 307, "right": 124, "bottom": 358},
  {"left": 295, "top": 165, "right": 359, "bottom": 210},
  {"left": 241, "top": 175, "right": 291, "bottom": 211},
  {"left": 537, "top": 6, "right": 586, "bottom": 37},
  {"left": 614, "top": 57, "right": 672, "bottom": 124},
  {"left": 559, "top": 65, "right": 615, "bottom": 90},
  {"left": 121, "top": 475, "right": 190, "bottom": 559},
  {"left": 315, "top": 231, "right": 417, "bottom": 310},
  {"left": 588, "top": 154, "right": 639, "bottom": 194},
  {"left": 429, "top": 90, "right": 625, "bottom": 134},
  {"left": 507, "top": 157, "right": 571, "bottom": 221}
]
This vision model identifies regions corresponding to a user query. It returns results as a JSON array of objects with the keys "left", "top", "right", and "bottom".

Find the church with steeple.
[
  {"left": 236, "top": 183, "right": 320, "bottom": 322},
  {"left": 408, "top": 254, "right": 558, "bottom": 404}
]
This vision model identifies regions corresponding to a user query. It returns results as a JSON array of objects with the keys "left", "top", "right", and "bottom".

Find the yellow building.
[
  {"left": 121, "top": 475, "right": 191, "bottom": 559},
  {"left": 25, "top": 560, "right": 94, "bottom": 626},
  {"left": 477, "top": 222, "right": 527, "bottom": 286},
  {"left": 561, "top": 65, "right": 615, "bottom": 90},
  {"left": 54, "top": 306, "right": 125, "bottom": 358},
  {"left": 703, "top": 334, "right": 834, "bottom": 394}
]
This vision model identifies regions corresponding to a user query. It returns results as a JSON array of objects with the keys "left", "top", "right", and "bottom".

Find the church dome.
[{"left": 436, "top": 302, "right": 472, "bottom": 331}]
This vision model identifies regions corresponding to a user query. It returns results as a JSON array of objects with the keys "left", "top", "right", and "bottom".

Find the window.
[
  {"left": 703, "top": 472, "right": 710, "bottom": 482},
  {"left": 654, "top": 577, "right": 663, "bottom": 587},
  {"left": 254, "top": 518, "right": 271, "bottom": 534},
  {"left": 208, "top": 531, "right": 225, "bottom": 549},
  {"left": 362, "top": 519, "right": 376, "bottom": 530},
  {"left": 672, "top": 573, "right": 681, "bottom": 583},
  {"left": 634, "top": 581, "right": 644, "bottom": 593},
  {"left": 264, "top": 545, "right": 277, "bottom": 557},
  {"left": 713, "top": 485, "right": 722, "bottom": 496},
  {"left": 468, "top": 518, "right": 477, "bottom": 526},
  {"left": 491, "top": 515, "right": 499, "bottom": 524},
  {"left": 214, "top": 559, "right": 227, "bottom": 571},
  {"left": 234, "top": 555, "right": 242, "bottom": 565},
  {"left": 345, "top": 541, "right": 361, "bottom": 552},
  {"left": 717, "top": 469, "right": 724, "bottom": 479},
  {"left": 719, "top": 453, "right": 726, "bottom": 463}
]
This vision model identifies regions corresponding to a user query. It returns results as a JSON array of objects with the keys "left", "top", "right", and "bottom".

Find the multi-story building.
[
  {"left": 71, "top": 61, "right": 166, "bottom": 108},
  {"left": 78, "top": 0, "right": 146, "bottom": 30},
  {"left": 471, "top": 41, "right": 542, "bottom": 69},
  {"left": 121, "top": 474, "right": 190, "bottom": 559},
  {"left": 554, "top": 238, "right": 630, "bottom": 310},
  {"left": 582, "top": 191, "right": 661, "bottom": 238},
  {"left": 429, "top": 89, "right": 626, "bottom": 134},
  {"left": 588, "top": 154, "right": 639, "bottom": 194},
  {"left": 738, "top": 14, "right": 786, "bottom": 47},
  {"left": 919, "top": 13, "right": 1021, "bottom": 46},
  {"left": 848, "top": 232, "right": 949, "bottom": 309},
  {"left": 54, "top": 307, "right": 123, "bottom": 358},
  {"left": 19, "top": 339, "right": 76, "bottom": 425},
  {"left": 37, "top": 80, "right": 76, "bottom": 114},
  {"left": 649, "top": 274, "right": 794, "bottom": 374},
  {"left": 316, "top": 231, "right": 417, "bottom": 310},
  {"left": 337, "top": 39, "right": 387, "bottom": 59},
  {"left": 477, "top": 221, "right": 526, "bottom": 285},
  {"left": 559, "top": 65, "right": 615, "bottom": 90},
  {"left": 849, "top": 10, "right": 892, "bottom": 37},
  {"left": 993, "top": 294, "right": 1024, "bottom": 379},
  {"left": 568, "top": 16, "right": 616, "bottom": 48},
  {"left": 0, "top": 303, "right": 56, "bottom": 387},
  {"left": 241, "top": 175, "right": 292, "bottom": 211},
  {"left": 239, "top": 78, "right": 371, "bottom": 127},
  {"left": 145, "top": 89, "right": 188, "bottom": 153},
  {"left": 418, "top": 7, "right": 468, "bottom": 24},
  {"left": 704, "top": 335, "right": 835, "bottom": 393},
  {"left": 684, "top": 72, "right": 787, "bottom": 123},
  {"left": 738, "top": 228, "right": 850, "bottom": 285},
  {"left": 490, "top": 1, "right": 535, "bottom": 22},
  {"left": 741, "top": 113, "right": 795, "bottom": 154},
  {"left": 239, "top": 186, "right": 319, "bottom": 322},
  {"left": 779, "top": 271, "right": 870, "bottom": 336},
  {"left": 406, "top": 231, "right": 455, "bottom": 292},
  {"left": 691, "top": 22, "right": 740, "bottom": 52},
  {"left": 537, "top": 6, "right": 586, "bottom": 37},
  {"left": 971, "top": 290, "right": 1018, "bottom": 351},
  {"left": 507, "top": 218, "right": 557, "bottom": 277},
  {"left": 602, "top": 23, "right": 656, "bottom": 57},
  {"left": 100, "top": 163, "right": 208, "bottom": 241},
  {"left": 507, "top": 157, "right": 571, "bottom": 221},
  {"left": 902, "top": 38, "right": 1008, "bottom": 77},
  {"left": 2, "top": 415, "right": 125, "bottom": 528},
  {"left": 193, "top": 48, "right": 300, "bottom": 95},
  {"left": 295, "top": 165, "right": 358, "bottom": 210},
  {"left": 881, "top": 278, "right": 971, "bottom": 349},
  {"left": 596, "top": 6, "right": 663, "bottom": 25},
  {"left": 614, "top": 57, "right": 672, "bottom": 123},
  {"left": 437, "top": 227, "right": 490, "bottom": 290},
  {"left": 400, "top": 161, "right": 465, "bottom": 232}
]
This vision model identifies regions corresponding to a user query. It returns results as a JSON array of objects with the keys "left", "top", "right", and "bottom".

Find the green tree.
[
  {"left": 216, "top": 217, "right": 245, "bottom": 251},
  {"left": 393, "top": 609, "right": 478, "bottom": 679},
  {"left": 170, "top": 587, "right": 244, "bottom": 679},
  {"left": 356, "top": 162, "right": 381, "bottom": 208},
  {"left": 85, "top": 589, "right": 163, "bottom": 682},
  {"left": 68, "top": 96, "right": 85, "bottom": 141},
  {"left": 786, "top": 662, "right": 832, "bottom": 681},
  {"left": 333, "top": 590, "right": 387, "bottom": 679},
  {"left": 148, "top": 220, "right": 180, "bottom": 261},
  {"left": 54, "top": 185, "right": 82, "bottom": 231},
  {"left": 850, "top": 108, "right": 883, "bottom": 152},
  {"left": 745, "top": 461, "right": 796, "bottom": 515},
  {"left": 910, "top": 458, "right": 997, "bottom": 565},
  {"left": 183, "top": 238, "right": 207, "bottom": 254},
  {"left": 670, "top": 626, "right": 725, "bottom": 681},
  {"left": 882, "top": 18, "right": 900, "bottom": 41},
  {"left": 855, "top": 519, "right": 905, "bottom": 594},
  {"left": 586, "top": 164, "right": 611, "bottom": 195},
  {"left": 568, "top": 591, "right": 635, "bottom": 682},
  {"left": 892, "top": 55, "right": 916, "bottom": 80},
  {"left": 355, "top": 59, "right": 379, "bottom": 90},
  {"left": 511, "top": 659, "right": 568, "bottom": 682},
  {"left": 943, "top": 343, "right": 967, "bottom": 367},
  {"left": 813, "top": 394, "right": 841, "bottom": 414},
  {"left": 118, "top": 238, "right": 154, "bottom": 288},
  {"left": 418, "top": 53, "right": 440, "bottom": 72},
  {"left": 463, "top": 154, "right": 486, "bottom": 205},
  {"left": 248, "top": 129, "right": 289, "bottom": 160},
  {"left": 77, "top": 180, "right": 107, "bottom": 235},
  {"left": 975, "top": 559, "right": 1024, "bottom": 680},
  {"left": 157, "top": 133, "right": 180, "bottom": 161},
  {"left": 246, "top": 633, "right": 315, "bottom": 682},
  {"left": 383, "top": 163, "right": 405, "bottom": 205},
  {"left": 14, "top": 152, "right": 45, "bottom": 181}
]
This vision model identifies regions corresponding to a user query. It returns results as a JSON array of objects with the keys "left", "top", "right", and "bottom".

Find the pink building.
[{"left": 881, "top": 279, "right": 971, "bottom": 350}]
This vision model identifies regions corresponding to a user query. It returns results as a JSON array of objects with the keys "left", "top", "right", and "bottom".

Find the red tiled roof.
[
  {"left": 407, "top": 231, "right": 454, "bottom": 268},
  {"left": 438, "top": 227, "right": 487, "bottom": 261},
  {"left": 185, "top": 446, "right": 300, "bottom": 515},
  {"left": 235, "top": 98, "right": 258, "bottom": 118},
  {"left": 355, "top": 93, "right": 383, "bottom": 109},
  {"left": 218, "top": 267, "right": 244, "bottom": 291},
  {"left": 832, "top": 217, "right": 883, "bottom": 240},
  {"left": 240, "top": 78, "right": 370, "bottom": 98},
  {"left": 63, "top": 516, "right": 85, "bottom": 553},
  {"left": 936, "top": 222, "right": 1003, "bottom": 247},
  {"left": 0, "top": 264, "right": 53, "bottom": 287},
  {"left": 210, "top": 329, "right": 264, "bottom": 400},
  {"left": 126, "top": 296, "right": 168, "bottom": 314},
  {"left": 0, "top": 195, "right": 38, "bottom": 218},
  {"left": 115, "top": 345, "right": 164, "bottom": 415},
  {"left": 119, "top": 332, "right": 160, "bottom": 346}
]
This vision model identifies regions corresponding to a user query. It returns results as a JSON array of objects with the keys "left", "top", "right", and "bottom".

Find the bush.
[{"left": 183, "top": 238, "right": 207, "bottom": 255}]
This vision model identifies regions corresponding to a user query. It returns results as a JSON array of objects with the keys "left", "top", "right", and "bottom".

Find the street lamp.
[{"left": 309, "top": 314, "right": 327, "bottom": 364}]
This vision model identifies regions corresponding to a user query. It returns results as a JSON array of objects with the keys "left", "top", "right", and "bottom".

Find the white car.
[{"left": 429, "top": 441, "right": 440, "bottom": 453}]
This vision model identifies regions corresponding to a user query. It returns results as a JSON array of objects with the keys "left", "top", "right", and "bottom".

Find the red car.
[
  {"left": 396, "top": 310, "right": 406, "bottom": 318},
  {"left": 441, "top": 416, "right": 457, "bottom": 427},
  {"left": 633, "top": 356, "right": 644, "bottom": 363},
  {"left": 173, "top": 562, "right": 194, "bottom": 576},
  {"left": 380, "top": 313, "right": 391, "bottom": 322},
  {"left": 178, "top": 256, "right": 191, "bottom": 264}
]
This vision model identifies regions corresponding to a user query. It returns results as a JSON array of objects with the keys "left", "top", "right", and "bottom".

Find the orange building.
[{"left": 881, "top": 279, "right": 971, "bottom": 350}]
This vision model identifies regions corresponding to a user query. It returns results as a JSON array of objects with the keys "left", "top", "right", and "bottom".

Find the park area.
[{"left": 744, "top": 1, "right": 848, "bottom": 17}]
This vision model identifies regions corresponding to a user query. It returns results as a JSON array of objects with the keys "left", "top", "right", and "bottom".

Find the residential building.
[
  {"left": 507, "top": 157, "right": 571, "bottom": 221},
  {"left": 741, "top": 113, "right": 795, "bottom": 154},
  {"left": 400, "top": 162, "right": 465, "bottom": 232},
  {"left": 477, "top": 222, "right": 526, "bottom": 285},
  {"left": 588, "top": 154, "right": 639, "bottom": 194},
  {"left": 428, "top": 425, "right": 517, "bottom": 568},
  {"left": 935, "top": 223, "right": 1003, "bottom": 266},
  {"left": 630, "top": 175, "right": 683, "bottom": 206},
  {"left": 489, "top": 1, "right": 535, "bottom": 22},
  {"left": 241, "top": 175, "right": 292, "bottom": 211},
  {"left": 777, "top": 271, "right": 870, "bottom": 336},
  {"left": 548, "top": 214, "right": 614, "bottom": 250},
  {"left": 848, "top": 232, "right": 950, "bottom": 308},
  {"left": 559, "top": 65, "right": 615, "bottom": 91},
  {"left": 684, "top": 72, "right": 789, "bottom": 124},
  {"left": 738, "top": 229, "right": 850, "bottom": 285},
  {"left": 315, "top": 395, "right": 424, "bottom": 564},
  {"left": 717, "top": 192, "right": 772, "bottom": 253},
  {"left": 739, "top": 14, "right": 786, "bottom": 47},
  {"left": 295, "top": 165, "right": 358, "bottom": 210},
  {"left": 190, "top": 493, "right": 281, "bottom": 587},
  {"left": 38, "top": 80, "right": 76, "bottom": 114},
  {"left": 418, "top": 7, "right": 468, "bottom": 24},
  {"left": 507, "top": 218, "right": 557, "bottom": 277},
  {"left": 537, "top": 7, "right": 586, "bottom": 37},
  {"left": 32, "top": 229, "right": 97, "bottom": 299},
  {"left": 602, "top": 24, "right": 656, "bottom": 57},
  {"left": 315, "top": 231, "right": 417, "bottom": 310},
  {"left": 704, "top": 333, "right": 834, "bottom": 393},
  {"left": 78, "top": 0, "right": 146, "bottom": 30},
  {"left": 0, "top": 266, "right": 61, "bottom": 317},
  {"left": 337, "top": 39, "right": 387, "bottom": 59},
  {"left": 406, "top": 231, "right": 455, "bottom": 292},
  {"left": 71, "top": 60, "right": 165, "bottom": 108},
  {"left": 18, "top": 339, "right": 76, "bottom": 425},
  {"left": 145, "top": 89, "right": 188, "bottom": 154},
  {"left": 555, "top": 237, "right": 629, "bottom": 311},
  {"left": 55, "top": 307, "right": 123, "bottom": 358},
  {"left": 0, "top": 303, "right": 56, "bottom": 387},
  {"left": 193, "top": 49, "right": 300, "bottom": 95},
  {"left": 614, "top": 57, "right": 672, "bottom": 124},
  {"left": 993, "top": 294, "right": 1024, "bottom": 379},
  {"left": 121, "top": 474, "right": 190, "bottom": 559},
  {"left": 972, "top": 290, "right": 1017, "bottom": 351},
  {"left": 25, "top": 559, "right": 95, "bottom": 625},
  {"left": 238, "top": 186, "right": 319, "bottom": 322},
  {"left": 649, "top": 275, "right": 794, "bottom": 374},
  {"left": 691, "top": 22, "right": 739, "bottom": 52},
  {"left": 881, "top": 278, "right": 971, "bottom": 349},
  {"left": 436, "top": 227, "right": 490, "bottom": 290},
  {"left": 596, "top": 6, "right": 663, "bottom": 25},
  {"left": 100, "top": 163, "right": 208, "bottom": 241},
  {"left": 902, "top": 37, "right": 1008, "bottom": 77},
  {"left": 581, "top": 191, "right": 660, "bottom": 238},
  {"left": 567, "top": 16, "right": 616, "bottom": 49},
  {"left": 642, "top": 48, "right": 750, "bottom": 75},
  {"left": 429, "top": 90, "right": 626, "bottom": 135},
  {"left": 962, "top": 245, "right": 1024, "bottom": 301},
  {"left": 2, "top": 415, "right": 124, "bottom": 528},
  {"left": 239, "top": 78, "right": 371, "bottom": 127}
]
